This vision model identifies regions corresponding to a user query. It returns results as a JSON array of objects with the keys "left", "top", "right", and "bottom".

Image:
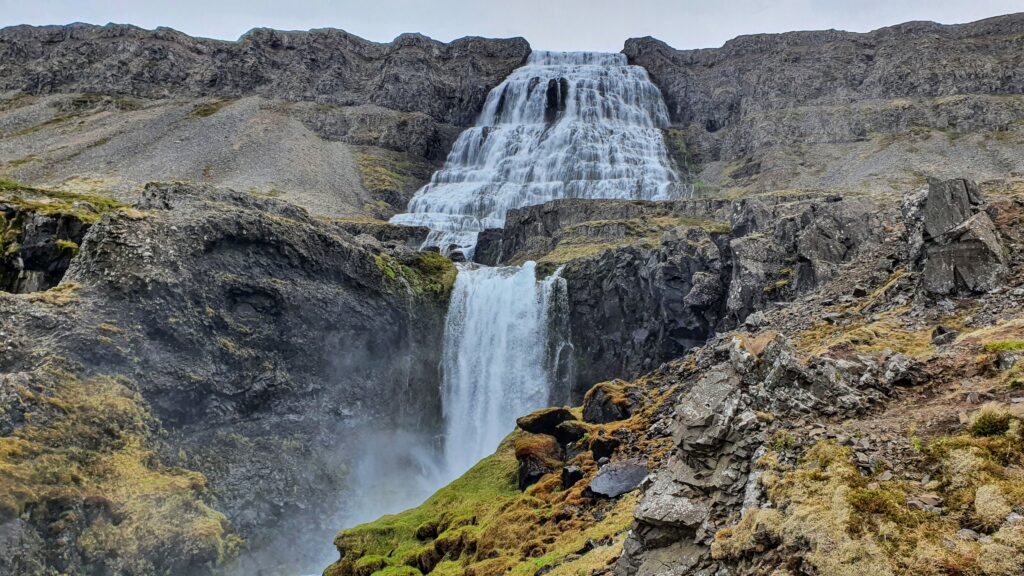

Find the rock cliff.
[
  {"left": 0, "top": 180, "right": 457, "bottom": 574},
  {"left": 624, "top": 14, "right": 1024, "bottom": 195},
  {"left": 0, "top": 24, "right": 529, "bottom": 217}
]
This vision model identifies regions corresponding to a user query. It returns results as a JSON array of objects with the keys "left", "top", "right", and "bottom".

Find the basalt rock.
[
  {"left": 0, "top": 182, "right": 454, "bottom": 574},
  {"left": 616, "top": 333, "right": 911, "bottom": 576},
  {"left": 582, "top": 381, "right": 634, "bottom": 424},
  {"left": 588, "top": 459, "right": 649, "bottom": 498},
  {"left": 624, "top": 16, "right": 1024, "bottom": 193},
  {"left": 0, "top": 24, "right": 530, "bottom": 127},
  {"left": 905, "top": 178, "right": 1008, "bottom": 294},
  {"left": 516, "top": 407, "right": 577, "bottom": 436}
]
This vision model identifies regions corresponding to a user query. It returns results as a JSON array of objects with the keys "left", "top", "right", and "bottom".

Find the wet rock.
[
  {"left": 588, "top": 459, "right": 649, "bottom": 498},
  {"left": 582, "top": 382, "right": 633, "bottom": 424},
  {"left": 515, "top": 434, "right": 563, "bottom": 491},
  {"left": 517, "top": 407, "right": 577, "bottom": 436},
  {"left": 553, "top": 420, "right": 587, "bottom": 444}
]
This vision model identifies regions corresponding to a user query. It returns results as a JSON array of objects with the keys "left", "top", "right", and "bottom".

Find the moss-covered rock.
[{"left": 0, "top": 364, "right": 240, "bottom": 575}]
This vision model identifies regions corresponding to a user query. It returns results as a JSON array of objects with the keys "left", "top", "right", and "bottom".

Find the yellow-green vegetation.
[
  {"left": 983, "top": 341, "right": 1024, "bottom": 353},
  {"left": 354, "top": 146, "right": 434, "bottom": 213},
  {"left": 524, "top": 214, "right": 729, "bottom": 266},
  {"left": 56, "top": 238, "right": 79, "bottom": 255},
  {"left": 328, "top": 374, "right": 680, "bottom": 576},
  {"left": 715, "top": 408, "right": 1024, "bottom": 575},
  {"left": 794, "top": 307, "right": 937, "bottom": 358},
  {"left": 0, "top": 178, "right": 129, "bottom": 223},
  {"left": 374, "top": 251, "right": 458, "bottom": 298},
  {"left": 190, "top": 99, "right": 234, "bottom": 118},
  {"left": 327, "top": 433, "right": 637, "bottom": 576},
  {"left": 0, "top": 365, "right": 240, "bottom": 574},
  {"left": 23, "top": 282, "right": 81, "bottom": 306}
]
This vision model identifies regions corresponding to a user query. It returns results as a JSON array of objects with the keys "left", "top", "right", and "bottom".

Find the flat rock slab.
[{"left": 588, "top": 459, "right": 648, "bottom": 498}]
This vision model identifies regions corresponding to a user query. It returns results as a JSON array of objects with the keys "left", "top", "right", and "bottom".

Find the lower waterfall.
[{"left": 439, "top": 262, "right": 570, "bottom": 477}]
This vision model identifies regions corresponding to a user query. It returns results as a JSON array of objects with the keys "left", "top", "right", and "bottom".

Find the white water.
[
  {"left": 390, "top": 50, "right": 683, "bottom": 258},
  {"left": 440, "top": 262, "right": 567, "bottom": 476}
]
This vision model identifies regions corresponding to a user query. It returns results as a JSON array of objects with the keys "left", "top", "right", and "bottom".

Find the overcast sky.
[{"left": 2, "top": 0, "right": 1021, "bottom": 51}]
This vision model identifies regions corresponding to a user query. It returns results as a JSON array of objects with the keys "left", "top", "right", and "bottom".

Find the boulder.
[
  {"left": 634, "top": 475, "right": 710, "bottom": 528},
  {"left": 514, "top": 434, "right": 563, "bottom": 490},
  {"left": 516, "top": 407, "right": 577, "bottom": 436},
  {"left": 589, "top": 435, "right": 621, "bottom": 460},
  {"left": 553, "top": 420, "right": 587, "bottom": 444},
  {"left": 923, "top": 212, "right": 1007, "bottom": 294},
  {"left": 923, "top": 178, "right": 983, "bottom": 241},
  {"left": 582, "top": 382, "right": 633, "bottom": 424},
  {"left": 587, "top": 459, "right": 649, "bottom": 498},
  {"left": 561, "top": 466, "right": 584, "bottom": 489}
]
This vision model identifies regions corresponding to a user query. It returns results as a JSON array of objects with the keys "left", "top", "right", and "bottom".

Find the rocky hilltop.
[
  {"left": 0, "top": 24, "right": 529, "bottom": 217},
  {"left": 625, "top": 14, "right": 1024, "bottom": 195}
]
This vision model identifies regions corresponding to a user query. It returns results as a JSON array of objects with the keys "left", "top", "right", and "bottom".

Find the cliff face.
[
  {"left": 0, "top": 23, "right": 530, "bottom": 126},
  {"left": 0, "top": 181, "right": 456, "bottom": 574},
  {"left": 476, "top": 192, "right": 886, "bottom": 395},
  {"left": 625, "top": 14, "right": 1024, "bottom": 194},
  {"left": 0, "top": 25, "right": 529, "bottom": 218}
]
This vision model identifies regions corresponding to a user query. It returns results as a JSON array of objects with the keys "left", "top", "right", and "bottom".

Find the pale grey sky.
[{"left": 1, "top": 0, "right": 1021, "bottom": 51}]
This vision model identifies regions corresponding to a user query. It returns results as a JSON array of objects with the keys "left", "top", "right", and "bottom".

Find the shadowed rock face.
[
  {"left": 0, "top": 182, "right": 454, "bottom": 574},
  {"left": 623, "top": 14, "right": 1024, "bottom": 193},
  {"left": 0, "top": 24, "right": 530, "bottom": 127}
]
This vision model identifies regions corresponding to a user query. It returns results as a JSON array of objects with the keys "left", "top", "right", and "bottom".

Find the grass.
[
  {"left": 0, "top": 178, "right": 129, "bottom": 224},
  {"left": 524, "top": 214, "right": 729, "bottom": 265},
  {"left": 0, "top": 365, "right": 240, "bottom": 574},
  {"left": 984, "top": 341, "right": 1024, "bottom": 353},
  {"left": 328, "top": 378, "right": 679, "bottom": 576}
]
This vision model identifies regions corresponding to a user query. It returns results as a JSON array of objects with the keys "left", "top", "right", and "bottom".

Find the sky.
[{"left": 1, "top": 0, "right": 1021, "bottom": 51}]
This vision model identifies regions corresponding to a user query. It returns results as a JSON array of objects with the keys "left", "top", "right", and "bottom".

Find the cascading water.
[
  {"left": 391, "top": 50, "right": 683, "bottom": 258},
  {"left": 439, "top": 262, "right": 567, "bottom": 476},
  {"left": 342, "top": 50, "right": 678, "bottom": 529}
]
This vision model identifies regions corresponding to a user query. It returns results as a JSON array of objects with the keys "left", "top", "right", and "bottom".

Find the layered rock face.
[
  {"left": 624, "top": 14, "right": 1024, "bottom": 194},
  {"left": 0, "top": 24, "right": 530, "bottom": 126},
  {"left": 0, "top": 25, "right": 529, "bottom": 217},
  {"left": 477, "top": 192, "right": 887, "bottom": 394},
  {"left": 0, "top": 182, "right": 455, "bottom": 574}
]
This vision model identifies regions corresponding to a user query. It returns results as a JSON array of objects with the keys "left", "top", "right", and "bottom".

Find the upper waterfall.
[{"left": 390, "top": 50, "right": 683, "bottom": 258}]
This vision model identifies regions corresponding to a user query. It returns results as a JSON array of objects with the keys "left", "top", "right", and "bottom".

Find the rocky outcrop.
[
  {"left": 478, "top": 194, "right": 888, "bottom": 394},
  {"left": 0, "top": 25, "right": 529, "bottom": 218},
  {"left": 616, "top": 333, "right": 912, "bottom": 576},
  {"left": 0, "top": 24, "right": 530, "bottom": 127},
  {"left": 625, "top": 14, "right": 1024, "bottom": 194},
  {"left": 905, "top": 178, "right": 1008, "bottom": 294},
  {"left": 0, "top": 182, "right": 456, "bottom": 574}
]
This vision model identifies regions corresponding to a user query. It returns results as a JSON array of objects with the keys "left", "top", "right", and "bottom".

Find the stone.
[
  {"left": 923, "top": 212, "right": 1007, "bottom": 294},
  {"left": 633, "top": 476, "right": 710, "bottom": 528},
  {"left": 589, "top": 435, "right": 621, "bottom": 460},
  {"left": 517, "top": 407, "right": 577, "bottom": 436},
  {"left": 561, "top": 466, "right": 584, "bottom": 489},
  {"left": 588, "top": 459, "right": 649, "bottom": 498},
  {"left": 582, "top": 382, "right": 633, "bottom": 424},
  {"left": 923, "top": 178, "right": 983, "bottom": 241},
  {"left": 553, "top": 420, "right": 587, "bottom": 444},
  {"left": 931, "top": 325, "right": 960, "bottom": 346}
]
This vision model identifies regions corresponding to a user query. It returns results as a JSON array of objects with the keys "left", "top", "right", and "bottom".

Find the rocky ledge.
[{"left": 0, "top": 180, "right": 457, "bottom": 574}]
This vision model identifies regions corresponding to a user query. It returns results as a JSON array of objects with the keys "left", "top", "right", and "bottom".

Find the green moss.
[
  {"left": 0, "top": 178, "right": 129, "bottom": 223},
  {"left": 0, "top": 365, "right": 240, "bottom": 573},
  {"left": 56, "top": 238, "right": 79, "bottom": 255},
  {"left": 984, "top": 341, "right": 1024, "bottom": 353},
  {"left": 190, "top": 99, "right": 233, "bottom": 118},
  {"left": 353, "top": 146, "right": 435, "bottom": 215}
]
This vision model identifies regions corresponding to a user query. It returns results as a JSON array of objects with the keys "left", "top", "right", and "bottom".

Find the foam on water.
[{"left": 390, "top": 50, "right": 683, "bottom": 258}]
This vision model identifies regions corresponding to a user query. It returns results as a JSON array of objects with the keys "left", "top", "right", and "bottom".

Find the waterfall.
[
  {"left": 390, "top": 50, "right": 682, "bottom": 259},
  {"left": 439, "top": 262, "right": 568, "bottom": 477}
]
